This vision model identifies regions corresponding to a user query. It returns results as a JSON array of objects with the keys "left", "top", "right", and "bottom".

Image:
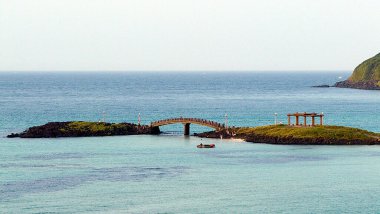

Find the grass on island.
[
  {"left": 234, "top": 125, "right": 380, "bottom": 141},
  {"left": 59, "top": 121, "right": 135, "bottom": 134}
]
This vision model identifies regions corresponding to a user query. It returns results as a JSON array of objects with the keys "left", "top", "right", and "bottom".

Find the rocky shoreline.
[
  {"left": 334, "top": 80, "right": 380, "bottom": 90},
  {"left": 196, "top": 132, "right": 380, "bottom": 145},
  {"left": 312, "top": 84, "right": 330, "bottom": 88},
  {"left": 7, "top": 121, "right": 160, "bottom": 138}
]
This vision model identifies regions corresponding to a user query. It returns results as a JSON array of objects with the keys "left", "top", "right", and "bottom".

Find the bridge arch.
[{"left": 150, "top": 117, "right": 225, "bottom": 135}]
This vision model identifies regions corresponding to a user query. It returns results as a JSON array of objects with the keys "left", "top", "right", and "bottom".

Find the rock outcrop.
[{"left": 7, "top": 121, "right": 160, "bottom": 138}]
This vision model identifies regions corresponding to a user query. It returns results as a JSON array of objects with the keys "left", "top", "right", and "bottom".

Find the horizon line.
[{"left": 0, "top": 70, "right": 352, "bottom": 73}]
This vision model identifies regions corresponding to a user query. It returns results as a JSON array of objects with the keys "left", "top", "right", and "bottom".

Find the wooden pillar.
[
  {"left": 287, "top": 116, "right": 291, "bottom": 125},
  {"left": 295, "top": 116, "right": 299, "bottom": 126},
  {"left": 303, "top": 116, "right": 307, "bottom": 126},
  {"left": 311, "top": 116, "right": 315, "bottom": 126},
  {"left": 320, "top": 116, "right": 323, "bottom": 126},
  {"left": 184, "top": 123, "right": 190, "bottom": 136}
]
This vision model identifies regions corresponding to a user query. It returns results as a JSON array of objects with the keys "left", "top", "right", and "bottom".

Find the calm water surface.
[{"left": 1, "top": 72, "right": 380, "bottom": 213}]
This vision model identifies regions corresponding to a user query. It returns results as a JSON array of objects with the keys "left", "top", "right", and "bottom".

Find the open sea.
[{"left": 1, "top": 72, "right": 380, "bottom": 213}]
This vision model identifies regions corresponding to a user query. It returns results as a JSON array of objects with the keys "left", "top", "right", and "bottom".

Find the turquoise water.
[{"left": 1, "top": 72, "right": 380, "bottom": 213}]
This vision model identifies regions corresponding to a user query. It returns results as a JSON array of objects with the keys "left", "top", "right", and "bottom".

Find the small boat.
[{"left": 197, "top": 144, "right": 215, "bottom": 148}]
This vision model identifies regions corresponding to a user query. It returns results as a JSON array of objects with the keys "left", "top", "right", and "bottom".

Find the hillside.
[{"left": 335, "top": 53, "right": 380, "bottom": 90}]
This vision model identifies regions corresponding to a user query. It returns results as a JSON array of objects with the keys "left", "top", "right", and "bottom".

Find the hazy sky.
[{"left": 0, "top": 0, "right": 379, "bottom": 72}]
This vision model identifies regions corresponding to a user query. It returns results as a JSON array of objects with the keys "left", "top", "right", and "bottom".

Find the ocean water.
[{"left": 1, "top": 72, "right": 380, "bottom": 213}]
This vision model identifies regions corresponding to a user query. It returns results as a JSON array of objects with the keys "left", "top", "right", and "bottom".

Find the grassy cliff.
[
  {"left": 349, "top": 53, "right": 380, "bottom": 84},
  {"left": 335, "top": 53, "right": 380, "bottom": 89}
]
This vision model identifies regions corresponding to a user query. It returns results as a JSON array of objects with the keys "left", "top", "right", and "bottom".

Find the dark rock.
[
  {"left": 334, "top": 80, "right": 380, "bottom": 90},
  {"left": 194, "top": 130, "right": 233, "bottom": 139},
  {"left": 312, "top": 84, "right": 330, "bottom": 88},
  {"left": 7, "top": 133, "right": 20, "bottom": 138}
]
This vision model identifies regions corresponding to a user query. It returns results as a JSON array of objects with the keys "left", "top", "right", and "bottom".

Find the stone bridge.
[{"left": 150, "top": 117, "right": 225, "bottom": 135}]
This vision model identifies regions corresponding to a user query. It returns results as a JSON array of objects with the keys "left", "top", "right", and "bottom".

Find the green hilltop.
[
  {"left": 334, "top": 52, "right": 380, "bottom": 90},
  {"left": 349, "top": 53, "right": 380, "bottom": 84}
]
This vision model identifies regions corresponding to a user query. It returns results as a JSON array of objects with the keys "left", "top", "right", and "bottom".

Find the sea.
[{"left": 1, "top": 72, "right": 380, "bottom": 213}]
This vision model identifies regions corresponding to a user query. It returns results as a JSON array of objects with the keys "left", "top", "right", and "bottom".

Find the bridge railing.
[{"left": 150, "top": 117, "right": 225, "bottom": 129}]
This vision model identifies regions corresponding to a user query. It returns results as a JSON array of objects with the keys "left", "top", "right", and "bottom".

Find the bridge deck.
[{"left": 151, "top": 117, "right": 225, "bottom": 130}]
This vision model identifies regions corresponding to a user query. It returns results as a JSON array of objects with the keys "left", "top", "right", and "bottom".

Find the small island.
[
  {"left": 7, "top": 113, "right": 380, "bottom": 145},
  {"left": 7, "top": 121, "right": 160, "bottom": 138},
  {"left": 196, "top": 125, "right": 380, "bottom": 145},
  {"left": 195, "top": 112, "right": 380, "bottom": 145},
  {"left": 334, "top": 52, "right": 380, "bottom": 90}
]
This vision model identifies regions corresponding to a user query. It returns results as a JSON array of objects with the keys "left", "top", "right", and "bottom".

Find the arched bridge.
[{"left": 151, "top": 117, "right": 225, "bottom": 135}]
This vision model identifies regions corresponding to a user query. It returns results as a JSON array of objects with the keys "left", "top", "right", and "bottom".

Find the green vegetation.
[
  {"left": 234, "top": 125, "right": 380, "bottom": 141},
  {"left": 7, "top": 121, "right": 160, "bottom": 138},
  {"left": 59, "top": 121, "right": 134, "bottom": 135},
  {"left": 349, "top": 53, "right": 380, "bottom": 82}
]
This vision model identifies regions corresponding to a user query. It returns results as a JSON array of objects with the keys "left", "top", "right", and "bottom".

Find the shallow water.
[{"left": 1, "top": 72, "right": 380, "bottom": 213}]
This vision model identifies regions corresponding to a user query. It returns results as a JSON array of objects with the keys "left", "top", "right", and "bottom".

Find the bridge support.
[
  {"left": 183, "top": 123, "right": 190, "bottom": 136},
  {"left": 151, "top": 118, "right": 224, "bottom": 135}
]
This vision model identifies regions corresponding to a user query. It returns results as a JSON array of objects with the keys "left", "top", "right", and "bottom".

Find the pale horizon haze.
[{"left": 0, "top": 0, "right": 380, "bottom": 72}]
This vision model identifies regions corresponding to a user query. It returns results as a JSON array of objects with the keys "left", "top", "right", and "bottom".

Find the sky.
[{"left": 0, "top": 0, "right": 380, "bottom": 72}]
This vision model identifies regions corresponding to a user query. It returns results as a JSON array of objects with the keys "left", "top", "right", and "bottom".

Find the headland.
[{"left": 334, "top": 52, "right": 380, "bottom": 90}]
